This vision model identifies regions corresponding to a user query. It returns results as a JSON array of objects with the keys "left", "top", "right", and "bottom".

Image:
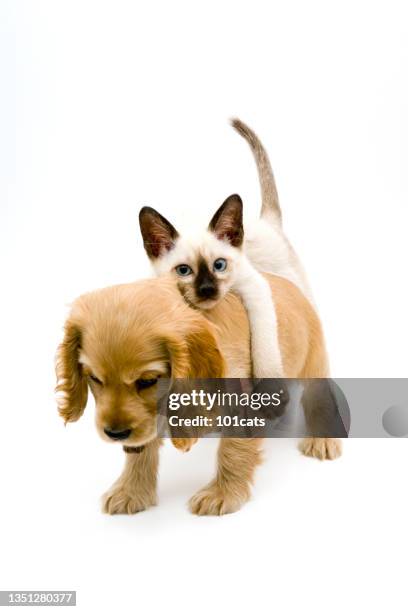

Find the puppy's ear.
[
  {"left": 165, "top": 321, "right": 225, "bottom": 379},
  {"left": 186, "top": 321, "right": 225, "bottom": 378},
  {"left": 139, "top": 206, "right": 179, "bottom": 259},
  {"left": 208, "top": 194, "right": 244, "bottom": 247},
  {"left": 164, "top": 322, "right": 224, "bottom": 454},
  {"left": 55, "top": 320, "right": 88, "bottom": 423}
]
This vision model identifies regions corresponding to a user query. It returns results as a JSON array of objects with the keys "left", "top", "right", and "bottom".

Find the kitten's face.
[
  {"left": 155, "top": 230, "right": 240, "bottom": 309},
  {"left": 139, "top": 195, "right": 244, "bottom": 310}
]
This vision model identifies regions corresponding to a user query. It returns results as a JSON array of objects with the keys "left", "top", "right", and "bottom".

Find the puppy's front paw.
[
  {"left": 189, "top": 483, "right": 249, "bottom": 516},
  {"left": 171, "top": 437, "right": 198, "bottom": 453},
  {"left": 299, "top": 437, "right": 342, "bottom": 461},
  {"left": 102, "top": 485, "right": 156, "bottom": 515}
]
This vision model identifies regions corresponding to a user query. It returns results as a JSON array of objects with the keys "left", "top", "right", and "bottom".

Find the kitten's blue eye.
[
  {"left": 175, "top": 264, "right": 193, "bottom": 277},
  {"left": 213, "top": 258, "right": 227, "bottom": 272}
]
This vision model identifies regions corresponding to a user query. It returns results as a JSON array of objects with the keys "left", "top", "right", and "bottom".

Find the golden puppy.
[{"left": 56, "top": 274, "right": 341, "bottom": 516}]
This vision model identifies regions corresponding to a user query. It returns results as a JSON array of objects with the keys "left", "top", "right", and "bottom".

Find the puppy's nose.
[
  {"left": 104, "top": 428, "right": 132, "bottom": 441},
  {"left": 197, "top": 283, "right": 217, "bottom": 298}
]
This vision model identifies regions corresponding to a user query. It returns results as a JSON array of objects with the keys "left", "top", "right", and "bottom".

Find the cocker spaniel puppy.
[{"left": 56, "top": 275, "right": 341, "bottom": 516}]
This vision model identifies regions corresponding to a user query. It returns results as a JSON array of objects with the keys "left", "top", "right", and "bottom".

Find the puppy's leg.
[
  {"left": 299, "top": 380, "right": 342, "bottom": 461},
  {"left": 102, "top": 439, "right": 161, "bottom": 514},
  {"left": 299, "top": 437, "right": 342, "bottom": 460},
  {"left": 189, "top": 438, "right": 263, "bottom": 516},
  {"left": 172, "top": 437, "right": 198, "bottom": 452}
]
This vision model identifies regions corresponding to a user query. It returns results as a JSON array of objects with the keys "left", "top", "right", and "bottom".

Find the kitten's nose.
[
  {"left": 197, "top": 282, "right": 217, "bottom": 298},
  {"left": 104, "top": 428, "right": 131, "bottom": 440}
]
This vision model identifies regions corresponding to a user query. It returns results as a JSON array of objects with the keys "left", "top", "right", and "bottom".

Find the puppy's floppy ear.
[
  {"left": 208, "top": 194, "right": 244, "bottom": 247},
  {"left": 186, "top": 322, "right": 225, "bottom": 378},
  {"left": 55, "top": 319, "right": 88, "bottom": 423},
  {"left": 164, "top": 320, "right": 225, "bottom": 379},
  {"left": 139, "top": 206, "right": 179, "bottom": 259}
]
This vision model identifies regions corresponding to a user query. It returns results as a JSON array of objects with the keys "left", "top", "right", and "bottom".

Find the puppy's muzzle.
[{"left": 103, "top": 428, "right": 132, "bottom": 441}]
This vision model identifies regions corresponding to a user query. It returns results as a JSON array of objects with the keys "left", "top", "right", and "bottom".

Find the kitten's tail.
[{"left": 231, "top": 118, "right": 282, "bottom": 226}]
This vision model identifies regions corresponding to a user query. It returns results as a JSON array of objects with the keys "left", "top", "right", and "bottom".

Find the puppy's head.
[
  {"left": 55, "top": 280, "right": 225, "bottom": 447},
  {"left": 139, "top": 195, "right": 244, "bottom": 310}
]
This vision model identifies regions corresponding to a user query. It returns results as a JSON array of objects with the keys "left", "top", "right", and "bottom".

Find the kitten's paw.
[
  {"left": 189, "top": 483, "right": 249, "bottom": 516},
  {"left": 102, "top": 484, "right": 156, "bottom": 515},
  {"left": 299, "top": 437, "right": 342, "bottom": 461},
  {"left": 171, "top": 437, "right": 198, "bottom": 453}
]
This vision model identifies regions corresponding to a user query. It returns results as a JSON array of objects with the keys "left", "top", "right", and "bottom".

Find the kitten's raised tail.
[{"left": 231, "top": 118, "right": 282, "bottom": 226}]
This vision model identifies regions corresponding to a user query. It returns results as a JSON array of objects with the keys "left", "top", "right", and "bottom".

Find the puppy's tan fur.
[{"left": 56, "top": 274, "right": 340, "bottom": 515}]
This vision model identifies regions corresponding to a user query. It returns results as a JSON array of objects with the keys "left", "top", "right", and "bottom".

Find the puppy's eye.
[
  {"left": 213, "top": 258, "right": 227, "bottom": 272},
  {"left": 136, "top": 378, "right": 158, "bottom": 391},
  {"left": 89, "top": 374, "right": 102, "bottom": 385},
  {"left": 175, "top": 264, "right": 193, "bottom": 277}
]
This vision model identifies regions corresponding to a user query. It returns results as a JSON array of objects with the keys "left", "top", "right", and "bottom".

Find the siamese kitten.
[
  {"left": 139, "top": 119, "right": 313, "bottom": 379},
  {"left": 139, "top": 194, "right": 284, "bottom": 378}
]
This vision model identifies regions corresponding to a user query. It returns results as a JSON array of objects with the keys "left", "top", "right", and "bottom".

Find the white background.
[{"left": 1, "top": 1, "right": 408, "bottom": 611}]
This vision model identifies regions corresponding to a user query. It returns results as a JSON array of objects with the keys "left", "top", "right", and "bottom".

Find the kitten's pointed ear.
[
  {"left": 208, "top": 194, "right": 244, "bottom": 247},
  {"left": 139, "top": 206, "right": 179, "bottom": 259}
]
